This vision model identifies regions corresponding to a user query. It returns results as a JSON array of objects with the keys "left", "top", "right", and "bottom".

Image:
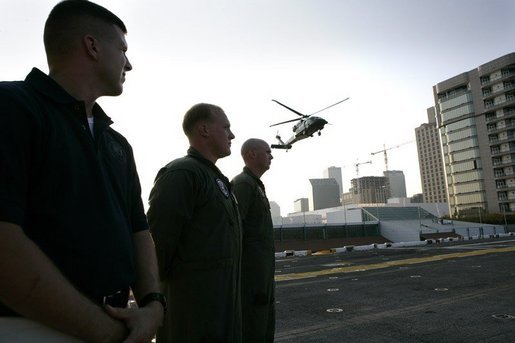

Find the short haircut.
[
  {"left": 241, "top": 138, "right": 267, "bottom": 156},
  {"left": 44, "top": 0, "right": 126, "bottom": 59},
  {"left": 182, "top": 103, "right": 224, "bottom": 136}
]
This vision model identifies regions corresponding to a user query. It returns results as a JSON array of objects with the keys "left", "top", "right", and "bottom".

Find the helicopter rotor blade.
[
  {"left": 272, "top": 99, "right": 308, "bottom": 118},
  {"left": 310, "top": 97, "right": 349, "bottom": 116},
  {"left": 269, "top": 117, "right": 302, "bottom": 127}
]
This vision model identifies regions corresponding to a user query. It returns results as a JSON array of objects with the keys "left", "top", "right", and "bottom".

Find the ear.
[
  {"left": 198, "top": 122, "right": 209, "bottom": 138},
  {"left": 242, "top": 150, "right": 252, "bottom": 160},
  {"left": 83, "top": 34, "right": 99, "bottom": 60}
]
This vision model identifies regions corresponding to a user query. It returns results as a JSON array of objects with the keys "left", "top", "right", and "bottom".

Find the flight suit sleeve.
[{"left": 147, "top": 168, "right": 196, "bottom": 280}]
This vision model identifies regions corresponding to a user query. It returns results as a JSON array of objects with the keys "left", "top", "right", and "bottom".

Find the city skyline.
[{"left": 2, "top": 0, "right": 514, "bottom": 214}]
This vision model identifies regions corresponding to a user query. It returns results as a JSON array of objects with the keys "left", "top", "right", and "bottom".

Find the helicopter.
[{"left": 270, "top": 97, "right": 349, "bottom": 150}]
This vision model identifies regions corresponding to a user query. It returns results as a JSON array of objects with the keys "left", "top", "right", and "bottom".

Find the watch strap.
[{"left": 139, "top": 292, "right": 167, "bottom": 313}]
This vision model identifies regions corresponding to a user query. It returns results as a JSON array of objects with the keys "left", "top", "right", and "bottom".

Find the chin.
[{"left": 106, "top": 88, "right": 123, "bottom": 97}]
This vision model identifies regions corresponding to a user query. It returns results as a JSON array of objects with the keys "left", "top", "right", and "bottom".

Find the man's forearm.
[
  {"left": 131, "top": 230, "right": 161, "bottom": 301},
  {"left": 0, "top": 221, "right": 127, "bottom": 342},
  {"left": 97, "top": 230, "right": 163, "bottom": 342}
]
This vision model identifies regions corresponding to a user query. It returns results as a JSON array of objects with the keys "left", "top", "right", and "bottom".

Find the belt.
[{"left": 99, "top": 288, "right": 130, "bottom": 308}]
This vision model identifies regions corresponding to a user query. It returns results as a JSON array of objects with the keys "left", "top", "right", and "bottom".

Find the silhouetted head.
[
  {"left": 241, "top": 138, "right": 273, "bottom": 177},
  {"left": 44, "top": 0, "right": 126, "bottom": 62},
  {"left": 183, "top": 103, "right": 235, "bottom": 163},
  {"left": 44, "top": 0, "right": 132, "bottom": 98}
]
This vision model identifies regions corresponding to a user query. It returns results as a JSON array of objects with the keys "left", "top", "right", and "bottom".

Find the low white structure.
[
  {"left": 281, "top": 213, "right": 322, "bottom": 225},
  {"left": 325, "top": 207, "right": 363, "bottom": 224}
]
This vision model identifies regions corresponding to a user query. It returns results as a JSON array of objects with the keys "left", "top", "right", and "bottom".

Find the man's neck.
[
  {"left": 49, "top": 70, "right": 96, "bottom": 117},
  {"left": 189, "top": 145, "right": 218, "bottom": 164},
  {"left": 246, "top": 165, "right": 263, "bottom": 179}
]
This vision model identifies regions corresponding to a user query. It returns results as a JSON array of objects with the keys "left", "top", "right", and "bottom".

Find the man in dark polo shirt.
[
  {"left": 148, "top": 103, "right": 242, "bottom": 342},
  {"left": 231, "top": 138, "right": 275, "bottom": 342},
  {"left": 0, "top": 1, "right": 164, "bottom": 341}
]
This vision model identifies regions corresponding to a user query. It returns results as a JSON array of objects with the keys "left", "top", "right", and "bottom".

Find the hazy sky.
[{"left": 2, "top": 0, "right": 514, "bottom": 214}]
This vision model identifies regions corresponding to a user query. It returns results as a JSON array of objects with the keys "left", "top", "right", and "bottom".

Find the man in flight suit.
[
  {"left": 232, "top": 138, "right": 275, "bottom": 342},
  {"left": 148, "top": 103, "right": 242, "bottom": 342}
]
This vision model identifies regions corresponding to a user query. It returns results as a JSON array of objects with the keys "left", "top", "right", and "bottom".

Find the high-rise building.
[
  {"left": 293, "top": 198, "right": 309, "bottom": 212},
  {"left": 269, "top": 201, "right": 282, "bottom": 226},
  {"left": 269, "top": 201, "right": 281, "bottom": 218},
  {"left": 323, "top": 166, "right": 343, "bottom": 196},
  {"left": 383, "top": 170, "right": 406, "bottom": 198},
  {"left": 433, "top": 52, "right": 515, "bottom": 216},
  {"left": 309, "top": 178, "right": 340, "bottom": 210},
  {"left": 415, "top": 107, "right": 448, "bottom": 203}
]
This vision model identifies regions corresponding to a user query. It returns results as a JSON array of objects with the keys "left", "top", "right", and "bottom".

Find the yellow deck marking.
[{"left": 275, "top": 246, "right": 515, "bottom": 282}]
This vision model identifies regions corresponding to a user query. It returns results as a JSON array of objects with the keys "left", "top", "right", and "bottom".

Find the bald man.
[{"left": 231, "top": 138, "right": 275, "bottom": 342}]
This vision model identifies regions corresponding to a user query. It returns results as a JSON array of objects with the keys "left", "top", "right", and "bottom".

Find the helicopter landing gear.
[{"left": 318, "top": 130, "right": 322, "bottom": 136}]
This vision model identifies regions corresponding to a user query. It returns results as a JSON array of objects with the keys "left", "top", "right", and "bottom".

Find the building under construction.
[{"left": 345, "top": 176, "right": 388, "bottom": 204}]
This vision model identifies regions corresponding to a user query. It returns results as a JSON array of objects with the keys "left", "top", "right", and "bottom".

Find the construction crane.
[
  {"left": 355, "top": 160, "right": 372, "bottom": 178},
  {"left": 343, "top": 160, "right": 372, "bottom": 178},
  {"left": 371, "top": 141, "right": 414, "bottom": 171},
  {"left": 353, "top": 160, "right": 371, "bottom": 202}
]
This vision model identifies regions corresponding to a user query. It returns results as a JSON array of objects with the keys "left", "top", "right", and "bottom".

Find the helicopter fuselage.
[
  {"left": 293, "top": 116, "right": 327, "bottom": 136},
  {"left": 273, "top": 116, "right": 328, "bottom": 149}
]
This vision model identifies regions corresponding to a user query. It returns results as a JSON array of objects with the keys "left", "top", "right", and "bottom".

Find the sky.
[{"left": 1, "top": 0, "right": 514, "bottom": 215}]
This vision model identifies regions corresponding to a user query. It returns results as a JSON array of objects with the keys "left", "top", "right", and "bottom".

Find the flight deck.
[{"left": 274, "top": 236, "right": 515, "bottom": 342}]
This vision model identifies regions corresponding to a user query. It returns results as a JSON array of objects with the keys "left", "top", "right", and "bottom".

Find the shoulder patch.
[{"left": 216, "top": 178, "right": 230, "bottom": 198}]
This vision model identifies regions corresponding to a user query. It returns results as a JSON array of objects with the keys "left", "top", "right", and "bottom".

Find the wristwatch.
[{"left": 139, "top": 292, "right": 167, "bottom": 313}]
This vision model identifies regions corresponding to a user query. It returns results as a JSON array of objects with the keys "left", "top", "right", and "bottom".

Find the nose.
[{"left": 125, "top": 56, "right": 133, "bottom": 71}]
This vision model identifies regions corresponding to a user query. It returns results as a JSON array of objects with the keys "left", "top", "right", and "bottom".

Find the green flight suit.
[
  {"left": 231, "top": 167, "right": 275, "bottom": 343},
  {"left": 148, "top": 148, "right": 242, "bottom": 343}
]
